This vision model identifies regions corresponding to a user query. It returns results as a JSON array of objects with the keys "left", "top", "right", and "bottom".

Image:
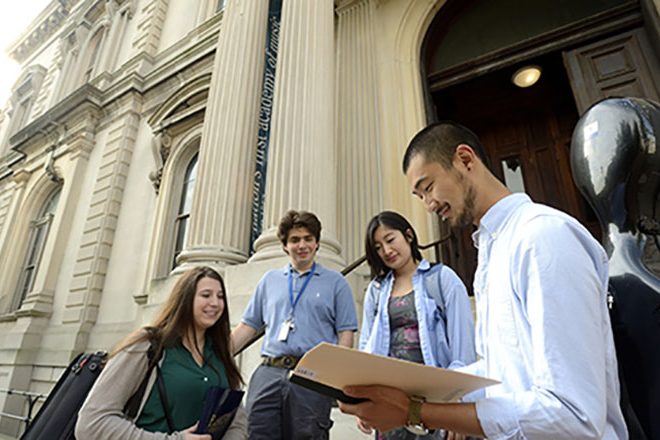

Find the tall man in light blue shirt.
[
  {"left": 339, "top": 122, "right": 628, "bottom": 439},
  {"left": 232, "top": 210, "right": 358, "bottom": 440}
]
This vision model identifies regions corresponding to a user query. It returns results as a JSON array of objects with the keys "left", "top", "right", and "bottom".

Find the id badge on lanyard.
[
  {"left": 279, "top": 263, "right": 316, "bottom": 342},
  {"left": 278, "top": 319, "right": 294, "bottom": 342}
]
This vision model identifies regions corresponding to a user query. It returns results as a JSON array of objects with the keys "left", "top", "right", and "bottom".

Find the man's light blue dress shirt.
[{"left": 459, "top": 193, "right": 627, "bottom": 439}]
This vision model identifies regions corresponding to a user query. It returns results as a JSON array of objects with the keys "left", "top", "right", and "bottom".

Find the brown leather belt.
[{"left": 262, "top": 355, "right": 301, "bottom": 369}]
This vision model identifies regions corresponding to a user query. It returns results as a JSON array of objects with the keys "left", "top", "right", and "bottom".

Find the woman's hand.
[
  {"left": 182, "top": 423, "right": 211, "bottom": 440},
  {"left": 357, "top": 418, "right": 374, "bottom": 434}
]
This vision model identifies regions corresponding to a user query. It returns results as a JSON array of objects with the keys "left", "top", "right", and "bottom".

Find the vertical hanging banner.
[{"left": 250, "top": 0, "right": 282, "bottom": 254}]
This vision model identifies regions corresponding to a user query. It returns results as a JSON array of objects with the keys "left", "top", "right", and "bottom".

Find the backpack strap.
[
  {"left": 123, "top": 328, "right": 170, "bottom": 427},
  {"left": 156, "top": 362, "right": 175, "bottom": 433}
]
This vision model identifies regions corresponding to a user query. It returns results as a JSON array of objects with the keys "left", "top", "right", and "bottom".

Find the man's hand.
[
  {"left": 338, "top": 385, "right": 409, "bottom": 433},
  {"left": 181, "top": 423, "right": 211, "bottom": 440}
]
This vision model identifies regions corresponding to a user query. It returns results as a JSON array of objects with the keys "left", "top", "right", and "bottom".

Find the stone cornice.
[
  {"left": 6, "top": 5, "right": 220, "bottom": 159},
  {"left": 9, "top": 84, "right": 102, "bottom": 154},
  {"left": 7, "top": 0, "right": 81, "bottom": 64},
  {"left": 90, "top": 11, "right": 220, "bottom": 108},
  {"left": 142, "top": 16, "right": 220, "bottom": 91},
  {"left": 0, "top": 150, "right": 26, "bottom": 179}
]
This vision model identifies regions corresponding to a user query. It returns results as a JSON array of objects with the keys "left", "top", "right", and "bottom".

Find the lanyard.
[{"left": 288, "top": 262, "right": 316, "bottom": 314}]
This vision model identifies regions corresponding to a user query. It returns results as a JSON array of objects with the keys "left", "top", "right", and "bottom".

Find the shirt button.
[{"left": 204, "top": 377, "right": 208, "bottom": 382}]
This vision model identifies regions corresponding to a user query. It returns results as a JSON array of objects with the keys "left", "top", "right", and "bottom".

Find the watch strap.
[{"left": 407, "top": 394, "right": 425, "bottom": 426}]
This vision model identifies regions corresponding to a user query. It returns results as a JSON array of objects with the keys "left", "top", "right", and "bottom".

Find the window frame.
[
  {"left": 11, "top": 187, "right": 61, "bottom": 311},
  {"left": 172, "top": 152, "right": 198, "bottom": 268}
]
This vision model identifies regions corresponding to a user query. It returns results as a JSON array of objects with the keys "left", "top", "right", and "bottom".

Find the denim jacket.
[{"left": 359, "top": 259, "right": 475, "bottom": 369}]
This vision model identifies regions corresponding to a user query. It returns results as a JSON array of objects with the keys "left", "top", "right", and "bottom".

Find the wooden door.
[
  {"left": 432, "top": 53, "right": 598, "bottom": 292},
  {"left": 563, "top": 27, "right": 660, "bottom": 114},
  {"left": 446, "top": 105, "right": 596, "bottom": 293}
]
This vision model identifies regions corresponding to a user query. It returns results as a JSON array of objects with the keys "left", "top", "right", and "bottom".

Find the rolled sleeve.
[
  {"left": 241, "top": 276, "right": 266, "bottom": 330},
  {"left": 476, "top": 396, "right": 520, "bottom": 439}
]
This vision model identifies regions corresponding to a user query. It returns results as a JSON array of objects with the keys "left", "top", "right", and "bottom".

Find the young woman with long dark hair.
[
  {"left": 76, "top": 266, "right": 246, "bottom": 439},
  {"left": 359, "top": 211, "right": 475, "bottom": 440}
]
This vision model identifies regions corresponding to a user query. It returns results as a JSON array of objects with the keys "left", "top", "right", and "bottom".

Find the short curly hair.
[{"left": 277, "top": 210, "right": 322, "bottom": 245}]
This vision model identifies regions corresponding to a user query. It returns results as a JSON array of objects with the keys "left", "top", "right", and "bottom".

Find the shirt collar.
[
  {"left": 473, "top": 193, "right": 531, "bottom": 244},
  {"left": 416, "top": 258, "right": 431, "bottom": 272},
  {"left": 283, "top": 262, "right": 322, "bottom": 276},
  {"left": 379, "top": 258, "right": 431, "bottom": 285}
]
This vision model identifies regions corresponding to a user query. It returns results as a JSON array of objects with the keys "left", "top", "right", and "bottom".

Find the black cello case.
[{"left": 21, "top": 351, "right": 107, "bottom": 440}]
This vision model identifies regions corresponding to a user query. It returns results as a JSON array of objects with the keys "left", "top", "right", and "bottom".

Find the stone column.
[
  {"left": 177, "top": 0, "right": 269, "bottom": 268},
  {"left": 251, "top": 0, "right": 343, "bottom": 265},
  {"left": 335, "top": 0, "right": 384, "bottom": 263}
]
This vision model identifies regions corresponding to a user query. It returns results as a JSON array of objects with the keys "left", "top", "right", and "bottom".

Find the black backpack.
[
  {"left": 20, "top": 351, "right": 107, "bottom": 440},
  {"left": 21, "top": 332, "right": 167, "bottom": 440}
]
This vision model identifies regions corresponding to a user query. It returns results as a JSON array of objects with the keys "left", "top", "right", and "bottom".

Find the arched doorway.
[{"left": 422, "top": 0, "right": 660, "bottom": 291}]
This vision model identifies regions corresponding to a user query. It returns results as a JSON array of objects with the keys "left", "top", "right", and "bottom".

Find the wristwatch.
[{"left": 405, "top": 395, "right": 429, "bottom": 435}]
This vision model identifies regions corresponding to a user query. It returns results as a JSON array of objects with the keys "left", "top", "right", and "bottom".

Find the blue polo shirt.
[{"left": 241, "top": 263, "right": 358, "bottom": 357}]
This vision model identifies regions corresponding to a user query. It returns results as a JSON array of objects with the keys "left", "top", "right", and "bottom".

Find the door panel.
[
  {"left": 563, "top": 27, "right": 660, "bottom": 113},
  {"left": 432, "top": 52, "right": 596, "bottom": 292}
]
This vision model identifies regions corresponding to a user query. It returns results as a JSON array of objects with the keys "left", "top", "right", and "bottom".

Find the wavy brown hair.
[
  {"left": 113, "top": 266, "right": 242, "bottom": 388},
  {"left": 277, "top": 210, "right": 322, "bottom": 245}
]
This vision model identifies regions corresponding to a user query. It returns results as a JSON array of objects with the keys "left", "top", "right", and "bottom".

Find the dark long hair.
[
  {"left": 364, "top": 211, "right": 423, "bottom": 280},
  {"left": 113, "top": 266, "right": 242, "bottom": 388}
]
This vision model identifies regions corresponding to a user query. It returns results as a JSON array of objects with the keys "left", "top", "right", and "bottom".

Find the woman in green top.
[{"left": 76, "top": 266, "right": 246, "bottom": 440}]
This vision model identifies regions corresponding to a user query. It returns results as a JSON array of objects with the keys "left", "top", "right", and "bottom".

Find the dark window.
[{"left": 172, "top": 154, "right": 198, "bottom": 268}]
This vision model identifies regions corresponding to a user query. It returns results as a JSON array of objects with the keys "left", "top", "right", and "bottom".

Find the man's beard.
[{"left": 452, "top": 178, "right": 476, "bottom": 228}]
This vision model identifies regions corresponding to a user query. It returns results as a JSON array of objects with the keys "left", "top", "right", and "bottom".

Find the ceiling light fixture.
[{"left": 512, "top": 65, "right": 542, "bottom": 88}]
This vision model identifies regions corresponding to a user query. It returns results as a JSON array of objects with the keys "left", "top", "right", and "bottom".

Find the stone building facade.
[{"left": 0, "top": 0, "right": 658, "bottom": 438}]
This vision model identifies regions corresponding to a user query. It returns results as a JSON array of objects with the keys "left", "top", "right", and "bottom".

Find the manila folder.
[{"left": 289, "top": 343, "right": 499, "bottom": 403}]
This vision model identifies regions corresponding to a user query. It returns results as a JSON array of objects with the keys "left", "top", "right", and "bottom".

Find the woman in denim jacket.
[{"left": 358, "top": 211, "right": 475, "bottom": 440}]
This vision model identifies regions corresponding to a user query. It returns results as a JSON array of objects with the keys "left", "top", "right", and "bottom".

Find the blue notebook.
[{"left": 195, "top": 386, "right": 245, "bottom": 439}]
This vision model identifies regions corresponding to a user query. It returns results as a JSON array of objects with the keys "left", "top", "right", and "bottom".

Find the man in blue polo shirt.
[{"left": 231, "top": 210, "right": 358, "bottom": 440}]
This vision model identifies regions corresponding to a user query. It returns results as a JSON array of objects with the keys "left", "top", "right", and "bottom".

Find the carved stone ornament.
[{"left": 148, "top": 128, "right": 172, "bottom": 194}]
